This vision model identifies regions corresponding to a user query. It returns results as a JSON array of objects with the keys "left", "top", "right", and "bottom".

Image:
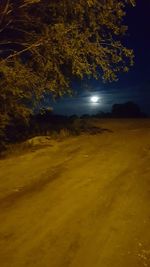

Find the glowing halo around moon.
[{"left": 90, "top": 96, "right": 99, "bottom": 103}]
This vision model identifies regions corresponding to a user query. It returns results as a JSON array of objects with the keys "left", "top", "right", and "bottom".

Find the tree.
[
  {"left": 112, "top": 101, "right": 142, "bottom": 118},
  {"left": 0, "top": 0, "right": 135, "bottom": 140}
]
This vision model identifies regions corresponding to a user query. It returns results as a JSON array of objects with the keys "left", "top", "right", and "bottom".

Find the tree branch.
[{"left": 0, "top": 39, "right": 44, "bottom": 63}]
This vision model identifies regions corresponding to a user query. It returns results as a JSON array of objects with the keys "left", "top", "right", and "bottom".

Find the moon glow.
[{"left": 90, "top": 96, "right": 99, "bottom": 103}]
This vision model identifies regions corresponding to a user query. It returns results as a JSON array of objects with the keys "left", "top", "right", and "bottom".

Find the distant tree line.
[{"left": 0, "top": 101, "right": 147, "bottom": 151}]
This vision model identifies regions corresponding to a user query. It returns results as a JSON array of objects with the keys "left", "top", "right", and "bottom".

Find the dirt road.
[{"left": 0, "top": 119, "right": 150, "bottom": 267}]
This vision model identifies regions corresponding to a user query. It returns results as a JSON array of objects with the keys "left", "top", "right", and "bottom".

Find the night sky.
[{"left": 49, "top": 0, "right": 150, "bottom": 116}]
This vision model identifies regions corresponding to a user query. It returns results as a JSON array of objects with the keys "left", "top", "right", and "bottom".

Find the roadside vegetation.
[{"left": 0, "top": 101, "right": 147, "bottom": 156}]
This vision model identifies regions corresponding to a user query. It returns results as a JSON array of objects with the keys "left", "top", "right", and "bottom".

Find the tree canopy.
[{"left": 0, "top": 0, "right": 135, "bottom": 138}]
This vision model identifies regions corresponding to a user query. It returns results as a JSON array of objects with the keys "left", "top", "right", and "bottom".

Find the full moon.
[{"left": 90, "top": 96, "right": 99, "bottom": 103}]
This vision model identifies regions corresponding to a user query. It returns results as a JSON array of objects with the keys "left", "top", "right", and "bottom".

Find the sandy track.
[{"left": 0, "top": 119, "right": 150, "bottom": 267}]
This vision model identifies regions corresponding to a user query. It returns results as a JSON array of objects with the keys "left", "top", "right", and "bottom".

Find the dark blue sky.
[{"left": 48, "top": 0, "right": 150, "bottom": 115}]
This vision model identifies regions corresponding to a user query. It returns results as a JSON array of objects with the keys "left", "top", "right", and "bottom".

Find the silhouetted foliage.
[{"left": 111, "top": 101, "right": 145, "bottom": 118}]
